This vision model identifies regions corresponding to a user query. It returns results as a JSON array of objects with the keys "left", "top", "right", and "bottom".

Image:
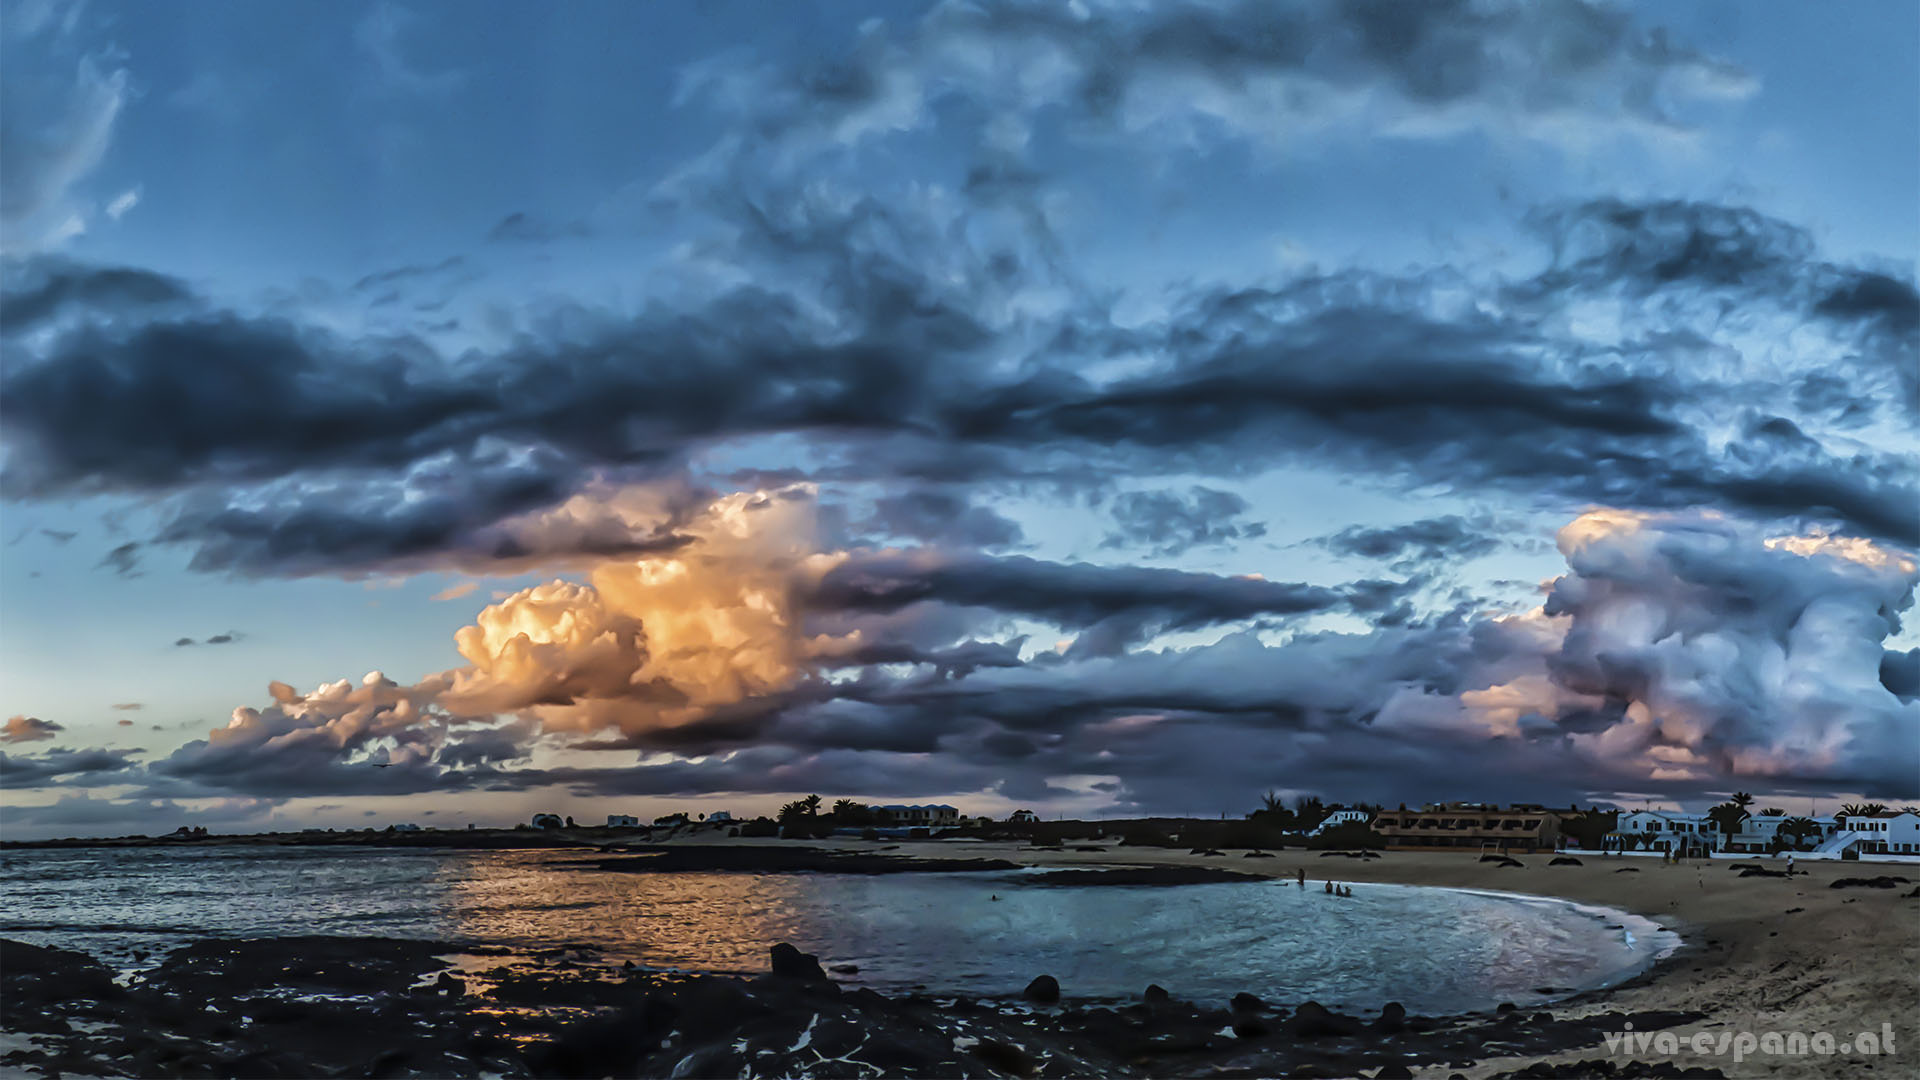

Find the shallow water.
[{"left": 0, "top": 846, "right": 1676, "bottom": 1013}]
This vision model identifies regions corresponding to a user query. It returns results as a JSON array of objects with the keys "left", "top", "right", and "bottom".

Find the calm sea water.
[{"left": 0, "top": 846, "right": 1677, "bottom": 1014}]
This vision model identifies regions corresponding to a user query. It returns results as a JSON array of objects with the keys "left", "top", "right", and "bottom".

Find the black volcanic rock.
[
  {"left": 1023, "top": 974, "right": 1060, "bottom": 1003},
  {"left": 1378, "top": 1001, "right": 1407, "bottom": 1033},
  {"left": 1830, "top": 875, "right": 1910, "bottom": 889},
  {"left": 1231, "top": 1015, "right": 1270, "bottom": 1039},
  {"left": 2, "top": 936, "right": 1717, "bottom": 1080},
  {"left": 1144, "top": 984, "right": 1170, "bottom": 1003},
  {"left": 1288, "top": 1001, "right": 1366, "bottom": 1039},
  {"left": 769, "top": 943, "right": 828, "bottom": 981},
  {"left": 1230, "top": 992, "right": 1265, "bottom": 1013}
]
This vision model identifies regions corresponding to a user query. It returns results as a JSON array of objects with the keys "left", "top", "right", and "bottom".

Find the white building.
[
  {"left": 875, "top": 804, "right": 960, "bottom": 826},
  {"left": 1308, "top": 809, "right": 1372, "bottom": 836},
  {"left": 1609, "top": 809, "right": 1844, "bottom": 855},
  {"left": 1818, "top": 811, "right": 1920, "bottom": 857},
  {"left": 1612, "top": 810, "right": 1718, "bottom": 855},
  {"left": 606, "top": 814, "right": 640, "bottom": 828}
]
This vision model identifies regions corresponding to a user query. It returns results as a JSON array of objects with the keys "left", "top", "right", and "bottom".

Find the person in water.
[
  {"left": 1297, "top": 868, "right": 1306, "bottom": 888},
  {"left": 1324, "top": 880, "right": 1334, "bottom": 894}
]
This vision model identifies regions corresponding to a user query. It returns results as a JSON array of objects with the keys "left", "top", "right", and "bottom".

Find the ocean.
[{"left": 0, "top": 846, "right": 1678, "bottom": 1014}]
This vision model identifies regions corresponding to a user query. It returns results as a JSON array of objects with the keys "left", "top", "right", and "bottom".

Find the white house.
[
  {"left": 1308, "top": 809, "right": 1372, "bottom": 836},
  {"left": 530, "top": 813, "right": 564, "bottom": 829},
  {"left": 606, "top": 814, "right": 640, "bottom": 828},
  {"left": 1817, "top": 811, "right": 1920, "bottom": 857},
  {"left": 1608, "top": 809, "right": 1846, "bottom": 855},
  {"left": 1611, "top": 810, "right": 1718, "bottom": 855},
  {"left": 875, "top": 804, "right": 960, "bottom": 827},
  {"left": 707, "top": 811, "right": 733, "bottom": 823}
]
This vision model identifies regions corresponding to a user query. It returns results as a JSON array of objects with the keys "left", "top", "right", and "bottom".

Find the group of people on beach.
[{"left": 1290, "top": 868, "right": 1352, "bottom": 896}]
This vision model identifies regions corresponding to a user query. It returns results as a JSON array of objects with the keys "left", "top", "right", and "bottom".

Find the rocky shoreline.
[{"left": 0, "top": 935, "right": 1720, "bottom": 1079}]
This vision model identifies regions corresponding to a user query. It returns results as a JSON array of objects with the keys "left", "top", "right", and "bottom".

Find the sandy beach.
[{"left": 623, "top": 834, "right": 1920, "bottom": 1079}]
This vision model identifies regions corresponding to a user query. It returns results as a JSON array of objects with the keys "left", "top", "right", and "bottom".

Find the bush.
[{"left": 737, "top": 817, "right": 779, "bottom": 838}]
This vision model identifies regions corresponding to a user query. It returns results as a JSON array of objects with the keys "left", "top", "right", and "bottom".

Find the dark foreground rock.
[
  {"left": 1829, "top": 875, "right": 1910, "bottom": 889},
  {"left": 1, "top": 936, "right": 1704, "bottom": 1079}
]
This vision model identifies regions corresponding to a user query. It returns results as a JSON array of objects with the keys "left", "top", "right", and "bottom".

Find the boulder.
[
  {"left": 1377, "top": 1001, "right": 1407, "bottom": 1033},
  {"left": 1023, "top": 975, "right": 1060, "bottom": 1003},
  {"left": 768, "top": 943, "right": 827, "bottom": 981},
  {"left": 1287, "top": 1001, "right": 1365, "bottom": 1039},
  {"left": 1229, "top": 992, "right": 1264, "bottom": 1013},
  {"left": 1143, "top": 984, "right": 1170, "bottom": 1003},
  {"left": 970, "top": 1038, "right": 1038, "bottom": 1077}
]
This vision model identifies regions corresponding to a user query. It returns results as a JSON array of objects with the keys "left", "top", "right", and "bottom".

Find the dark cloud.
[
  {"left": 5, "top": 192, "right": 1912, "bottom": 581},
  {"left": 1881, "top": 648, "right": 1920, "bottom": 704},
  {"left": 39, "top": 528, "right": 76, "bottom": 544},
  {"left": 1102, "top": 486, "right": 1265, "bottom": 556},
  {"left": 1, "top": 745, "right": 140, "bottom": 785},
  {"left": 1322, "top": 515, "right": 1504, "bottom": 565},
  {"left": 682, "top": 0, "right": 1753, "bottom": 158},
  {"left": 96, "top": 541, "right": 140, "bottom": 576},
  {"left": 486, "top": 211, "right": 590, "bottom": 245},
  {"left": 0, "top": 260, "right": 193, "bottom": 331},
  {"left": 863, "top": 490, "right": 1024, "bottom": 548},
  {"left": 436, "top": 718, "right": 538, "bottom": 769},
  {"left": 3, "top": 715, "right": 64, "bottom": 743},
  {"left": 806, "top": 550, "right": 1360, "bottom": 632}
]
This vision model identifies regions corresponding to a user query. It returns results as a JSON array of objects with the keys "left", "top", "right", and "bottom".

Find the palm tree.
[
  {"left": 1840, "top": 803, "right": 1888, "bottom": 818},
  {"left": 1261, "top": 791, "right": 1285, "bottom": 813},
  {"left": 1778, "top": 817, "right": 1822, "bottom": 851},
  {"left": 1706, "top": 801, "right": 1750, "bottom": 844},
  {"left": 1730, "top": 792, "right": 1754, "bottom": 811},
  {"left": 1758, "top": 808, "right": 1786, "bottom": 817}
]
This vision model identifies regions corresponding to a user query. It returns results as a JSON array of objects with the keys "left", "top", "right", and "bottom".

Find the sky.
[{"left": 1, "top": 0, "right": 1916, "bottom": 840}]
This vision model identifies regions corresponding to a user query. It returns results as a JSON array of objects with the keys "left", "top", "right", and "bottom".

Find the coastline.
[
  {"left": 2, "top": 838, "right": 1913, "bottom": 1078},
  {"left": 971, "top": 839, "right": 1915, "bottom": 1079}
]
